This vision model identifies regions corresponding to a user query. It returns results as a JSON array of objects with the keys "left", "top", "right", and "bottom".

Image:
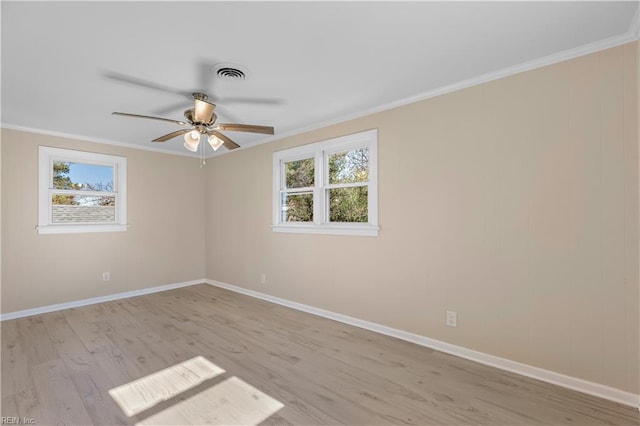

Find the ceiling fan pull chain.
[{"left": 200, "top": 136, "right": 206, "bottom": 167}]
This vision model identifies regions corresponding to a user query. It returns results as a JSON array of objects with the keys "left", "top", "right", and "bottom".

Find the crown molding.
[
  {"left": 240, "top": 27, "right": 640, "bottom": 155},
  {"left": 4, "top": 20, "right": 640, "bottom": 160},
  {"left": 1, "top": 123, "right": 198, "bottom": 158}
]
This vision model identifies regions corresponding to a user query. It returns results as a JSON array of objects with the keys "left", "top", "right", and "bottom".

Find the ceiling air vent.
[{"left": 211, "top": 63, "right": 248, "bottom": 80}]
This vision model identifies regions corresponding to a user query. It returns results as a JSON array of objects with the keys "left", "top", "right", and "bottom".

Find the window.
[
  {"left": 38, "top": 147, "right": 127, "bottom": 234},
  {"left": 272, "top": 129, "right": 378, "bottom": 236}
]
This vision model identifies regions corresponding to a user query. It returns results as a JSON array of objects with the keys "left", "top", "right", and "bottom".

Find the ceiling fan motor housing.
[
  {"left": 192, "top": 92, "right": 208, "bottom": 101},
  {"left": 184, "top": 108, "right": 217, "bottom": 127}
]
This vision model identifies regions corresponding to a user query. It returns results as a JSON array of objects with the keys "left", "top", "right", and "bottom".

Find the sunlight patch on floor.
[
  {"left": 135, "top": 376, "right": 285, "bottom": 426},
  {"left": 109, "top": 356, "right": 225, "bottom": 417}
]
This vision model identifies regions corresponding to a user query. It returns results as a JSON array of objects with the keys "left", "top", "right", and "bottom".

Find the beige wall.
[
  {"left": 1, "top": 129, "right": 206, "bottom": 312},
  {"left": 0, "top": 127, "right": 2, "bottom": 407},
  {"left": 205, "top": 43, "right": 639, "bottom": 393},
  {"left": 0, "top": 43, "right": 637, "bottom": 396}
]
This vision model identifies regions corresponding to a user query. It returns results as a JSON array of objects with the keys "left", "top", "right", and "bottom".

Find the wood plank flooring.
[{"left": 1, "top": 284, "right": 638, "bottom": 425}]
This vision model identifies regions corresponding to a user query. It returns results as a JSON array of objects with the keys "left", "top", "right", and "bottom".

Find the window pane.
[
  {"left": 51, "top": 194, "right": 116, "bottom": 223},
  {"left": 329, "top": 187, "right": 368, "bottom": 223},
  {"left": 281, "top": 192, "right": 313, "bottom": 222},
  {"left": 285, "top": 158, "right": 314, "bottom": 188},
  {"left": 53, "top": 161, "right": 114, "bottom": 191},
  {"left": 328, "top": 148, "right": 369, "bottom": 184}
]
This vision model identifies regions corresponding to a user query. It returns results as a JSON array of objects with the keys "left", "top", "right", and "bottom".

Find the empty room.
[{"left": 1, "top": 2, "right": 639, "bottom": 425}]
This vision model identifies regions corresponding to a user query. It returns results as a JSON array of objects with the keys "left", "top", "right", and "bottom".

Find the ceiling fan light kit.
[
  {"left": 207, "top": 134, "right": 224, "bottom": 151},
  {"left": 182, "top": 130, "right": 224, "bottom": 153},
  {"left": 112, "top": 92, "right": 275, "bottom": 161},
  {"left": 183, "top": 130, "right": 201, "bottom": 152}
]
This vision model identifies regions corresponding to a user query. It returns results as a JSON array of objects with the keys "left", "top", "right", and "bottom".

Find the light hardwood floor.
[{"left": 1, "top": 284, "right": 639, "bottom": 425}]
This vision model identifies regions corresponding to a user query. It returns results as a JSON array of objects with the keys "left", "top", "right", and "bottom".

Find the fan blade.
[
  {"left": 212, "top": 105, "right": 241, "bottom": 124},
  {"left": 153, "top": 100, "right": 192, "bottom": 116},
  {"left": 152, "top": 129, "right": 191, "bottom": 143},
  {"left": 208, "top": 130, "right": 240, "bottom": 150},
  {"left": 194, "top": 98, "right": 216, "bottom": 124},
  {"left": 214, "top": 123, "right": 274, "bottom": 135},
  {"left": 105, "top": 71, "right": 192, "bottom": 99},
  {"left": 113, "top": 112, "right": 186, "bottom": 126},
  {"left": 197, "top": 59, "right": 216, "bottom": 95},
  {"left": 214, "top": 96, "right": 284, "bottom": 106}
]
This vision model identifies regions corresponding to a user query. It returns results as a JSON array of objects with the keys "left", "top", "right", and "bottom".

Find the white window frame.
[
  {"left": 38, "top": 146, "right": 127, "bottom": 234},
  {"left": 272, "top": 129, "right": 378, "bottom": 237}
]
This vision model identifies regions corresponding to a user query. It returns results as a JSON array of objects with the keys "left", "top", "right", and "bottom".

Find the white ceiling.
[{"left": 2, "top": 1, "right": 639, "bottom": 157}]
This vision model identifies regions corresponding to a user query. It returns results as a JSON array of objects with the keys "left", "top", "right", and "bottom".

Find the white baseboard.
[
  {"left": 0, "top": 279, "right": 205, "bottom": 321},
  {"left": 205, "top": 279, "right": 640, "bottom": 410},
  {"left": 2, "top": 277, "right": 637, "bottom": 409}
]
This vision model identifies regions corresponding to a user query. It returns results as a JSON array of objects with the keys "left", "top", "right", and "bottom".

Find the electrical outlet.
[
  {"left": 446, "top": 310, "right": 457, "bottom": 327},
  {"left": 103, "top": 272, "right": 110, "bottom": 282},
  {"left": 260, "top": 273, "right": 266, "bottom": 284}
]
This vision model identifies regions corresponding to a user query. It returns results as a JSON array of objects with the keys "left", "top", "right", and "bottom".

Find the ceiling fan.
[{"left": 112, "top": 92, "right": 274, "bottom": 153}]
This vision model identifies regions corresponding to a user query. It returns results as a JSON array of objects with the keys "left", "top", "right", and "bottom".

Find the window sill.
[
  {"left": 37, "top": 224, "right": 128, "bottom": 235},
  {"left": 272, "top": 224, "right": 379, "bottom": 237}
]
